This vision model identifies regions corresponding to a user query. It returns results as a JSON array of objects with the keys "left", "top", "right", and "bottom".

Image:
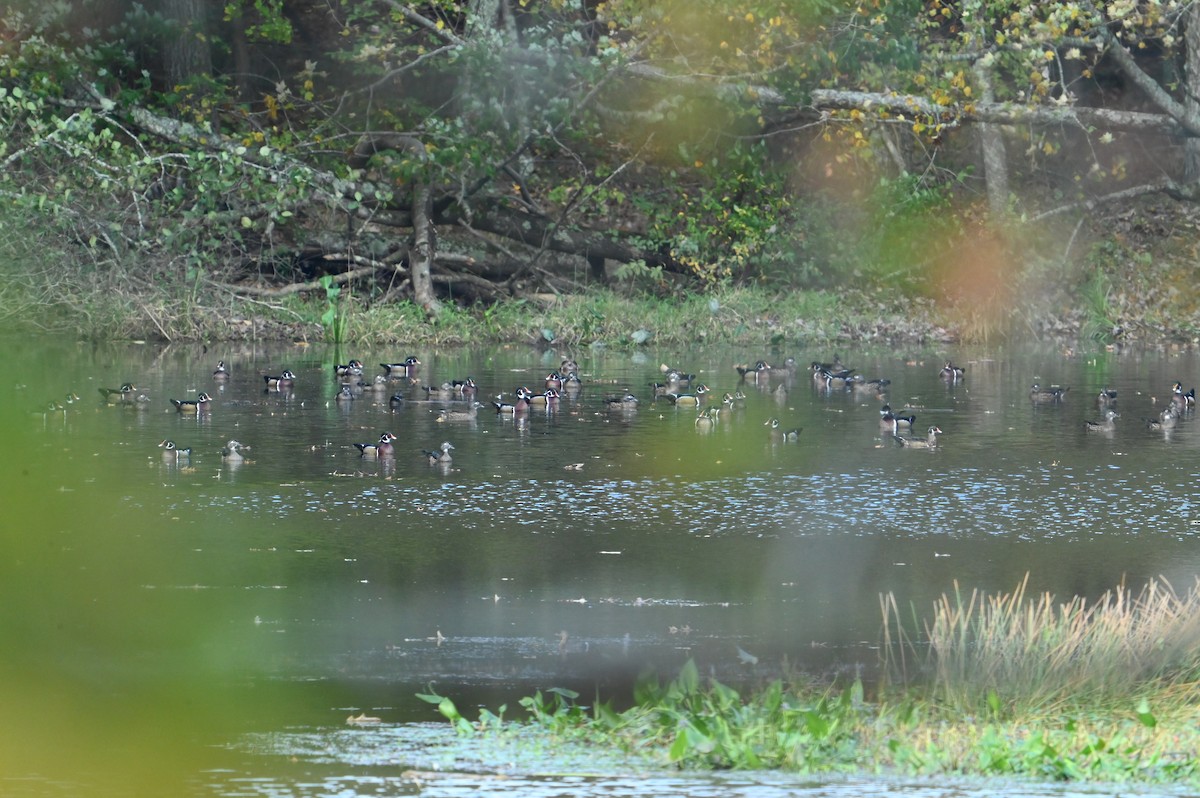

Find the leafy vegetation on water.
[{"left": 421, "top": 576, "right": 1200, "bottom": 784}]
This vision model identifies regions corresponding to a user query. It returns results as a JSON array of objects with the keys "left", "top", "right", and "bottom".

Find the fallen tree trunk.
[{"left": 809, "top": 89, "right": 1193, "bottom": 137}]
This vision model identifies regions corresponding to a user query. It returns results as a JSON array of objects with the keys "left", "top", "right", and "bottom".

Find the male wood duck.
[
  {"left": 1097, "top": 387, "right": 1118, "bottom": 407},
  {"left": 99, "top": 383, "right": 139, "bottom": 404},
  {"left": 880, "top": 405, "right": 916, "bottom": 433},
  {"left": 388, "top": 392, "right": 406, "bottom": 409},
  {"left": 212, "top": 360, "right": 230, "bottom": 380},
  {"left": 666, "top": 385, "right": 710, "bottom": 406},
  {"left": 897, "top": 426, "right": 943, "bottom": 448},
  {"left": 264, "top": 370, "right": 296, "bottom": 389},
  {"left": 695, "top": 407, "right": 719, "bottom": 429},
  {"left": 1085, "top": 409, "right": 1119, "bottom": 432},
  {"left": 454, "top": 377, "right": 478, "bottom": 397},
  {"left": 334, "top": 359, "right": 364, "bottom": 379},
  {"left": 171, "top": 392, "right": 213, "bottom": 413},
  {"left": 526, "top": 388, "right": 560, "bottom": 408},
  {"left": 940, "top": 361, "right": 966, "bottom": 382},
  {"left": 421, "top": 441, "right": 455, "bottom": 465},
  {"left": 604, "top": 393, "right": 640, "bottom": 410},
  {"left": 355, "top": 432, "right": 398, "bottom": 458},
  {"left": 220, "top": 440, "right": 248, "bottom": 462},
  {"left": 493, "top": 387, "right": 532, "bottom": 415},
  {"left": 817, "top": 368, "right": 857, "bottom": 391},
  {"left": 1171, "top": 382, "right": 1196, "bottom": 411},
  {"left": 158, "top": 439, "right": 191, "bottom": 461},
  {"left": 438, "top": 402, "right": 483, "bottom": 422},
  {"left": 662, "top": 368, "right": 696, "bottom": 388},
  {"left": 544, "top": 372, "right": 564, "bottom": 391},
  {"left": 765, "top": 417, "right": 802, "bottom": 442},
  {"left": 736, "top": 360, "right": 771, "bottom": 381},
  {"left": 1030, "top": 383, "right": 1069, "bottom": 403},
  {"left": 380, "top": 357, "right": 421, "bottom": 379}
]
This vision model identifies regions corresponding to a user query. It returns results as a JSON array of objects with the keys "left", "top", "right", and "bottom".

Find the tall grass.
[{"left": 883, "top": 575, "right": 1200, "bottom": 713}]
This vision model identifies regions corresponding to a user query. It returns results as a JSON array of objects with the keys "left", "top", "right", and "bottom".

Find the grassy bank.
[{"left": 424, "top": 577, "right": 1200, "bottom": 784}]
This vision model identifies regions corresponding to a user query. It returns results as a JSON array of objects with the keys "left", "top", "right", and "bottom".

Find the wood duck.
[
  {"left": 264, "top": 370, "right": 296, "bottom": 389},
  {"left": 1097, "top": 387, "right": 1118, "bottom": 407},
  {"left": 212, "top": 360, "right": 230, "bottom": 380},
  {"left": 666, "top": 385, "right": 710, "bottom": 406},
  {"left": 560, "top": 358, "right": 580, "bottom": 375},
  {"left": 736, "top": 360, "right": 771, "bottom": 381},
  {"left": 563, "top": 371, "right": 583, "bottom": 391},
  {"left": 99, "top": 383, "right": 139, "bottom": 404},
  {"left": 1171, "top": 382, "right": 1196, "bottom": 411},
  {"left": 1085, "top": 409, "right": 1119, "bottom": 432},
  {"left": 1146, "top": 406, "right": 1179, "bottom": 431},
  {"left": 880, "top": 405, "right": 916, "bottom": 433},
  {"left": 544, "top": 372, "right": 564, "bottom": 391},
  {"left": 423, "top": 382, "right": 461, "bottom": 399},
  {"left": 362, "top": 374, "right": 390, "bottom": 393},
  {"left": 453, "top": 377, "right": 478, "bottom": 397},
  {"left": 604, "top": 393, "right": 640, "bottom": 410},
  {"left": 438, "top": 402, "right": 483, "bottom": 422},
  {"left": 355, "top": 432, "right": 398, "bottom": 458},
  {"left": 817, "top": 369, "right": 857, "bottom": 391},
  {"left": 334, "top": 359, "right": 364, "bottom": 379},
  {"left": 939, "top": 361, "right": 965, "bottom": 382},
  {"left": 854, "top": 378, "right": 890, "bottom": 397},
  {"left": 493, "top": 387, "right": 532, "bottom": 415},
  {"left": 388, "top": 392, "right": 406, "bottom": 409},
  {"left": 662, "top": 368, "right": 696, "bottom": 388},
  {"left": 695, "top": 407, "right": 719, "bottom": 429},
  {"left": 335, "top": 385, "right": 356, "bottom": 404},
  {"left": 171, "top": 392, "right": 212, "bottom": 413},
  {"left": 526, "top": 388, "right": 560, "bottom": 408},
  {"left": 422, "top": 441, "right": 455, "bottom": 465},
  {"left": 897, "top": 426, "right": 942, "bottom": 448},
  {"left": 158, "top": 439, "right": 191, "bottom": 461},
  {"left": 765, "top": 417, "right": 802, "bottom": 442},
  {"left": 220, "top": 440, "right": 248, "bottom": 461},
  {"left": 380, "top": 357, "right": 421, "bottom": 379},
  {"left": 1029, "top": 383, "right": 1069, "bottom": 403}
]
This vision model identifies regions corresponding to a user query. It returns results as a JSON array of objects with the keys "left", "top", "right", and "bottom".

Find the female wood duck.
[
  {"left": 1171, "top": 382, "right": 1196, "bottom": 411},
  {"left": 666, "top": 385, "right": 710, "bottom": 406},
  {"left": 334, "top": 359, "right": 364, "bottom": 379},
  {"left": 1030, "top": 383, "right": 1069, "bottom": 403},
  {"left": 492, "top": 387, "right": 532, "bottom": 415},
  {"left": 264, "top": 370, "right": 296, "bottom": 389},
  {"left": 1085, "top": 409, "right": 1119, "bottom": 432},
  {"left": 423, "top": 382, "right": 461, "bottom": 399},
  {"left": 438, "top": 402, "right": 483, "bottom": 422},
  {"left": 362, "top": 374, "right": 389, "bottom": 393},
  {"left": 158, "top": 439, "right": 191, "bottom": 461},
  {"left": 99, "top": 383, "right": 139, "bottom": 404},
  {"left": 854, "top": 378, "right": 890, "bottom": 397},
  {"left": 220, "top": 440, "right": 248, "bottom": 462},
  {"left": 171, "top": 392, "right": 213, "bottom": 413},
  {"left": 897, "top": 426, "right": 943, "bottom": 448},
  {"left": 561, "top": 358, "right": 580, "bottom": 375},
  {"left": 212, "top": 360, "right": 230, "bottom": 380},
  {"left": 562, "top": 371, "right": 583, "bottom": 391},
  {"left": 1097, "top": 387, "right": 1118, "bottom": 407},
  {"left": 1146, "top": 406, "right": 1179, "bottom": 431},
  {"left": 355, "top": 432, "right": 398, "bottom": 458},
  {"left": 388, "top": 392, "right": 406, "bottom": 409},
  {"left": 939, "top": 361, "right": 965, "bottom": 382},
  {"left": 422, "top": 441, "right": 455, "bottom": 465},
  {"left": 380, "top": 357, "right": 421, "bottom": 379},
  {"left": 880, "top": 405, "right": 916, "bottom": 433},
  {"left": 662, "top": 368, "right": 696, "bottom": 388},
  {"left": 604, "top": 393, "right": 640, "bottom": 410},
  {"left": 335, "top": 385, "right": 356, "bottom": 404}
]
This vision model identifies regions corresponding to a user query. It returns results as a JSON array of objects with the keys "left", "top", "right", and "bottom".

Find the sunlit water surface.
[{"left": 3, "top": 339, "right": 1200, "bottom": 797}]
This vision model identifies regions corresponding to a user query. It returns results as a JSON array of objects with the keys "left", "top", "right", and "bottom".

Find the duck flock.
[{"left": 67, "top": 352, "right": 1199, "bottom": 471}]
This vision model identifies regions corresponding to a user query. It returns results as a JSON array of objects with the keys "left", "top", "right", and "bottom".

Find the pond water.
[{"left": 3, "top": 337, "right": 1200, "bottom": 797}]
